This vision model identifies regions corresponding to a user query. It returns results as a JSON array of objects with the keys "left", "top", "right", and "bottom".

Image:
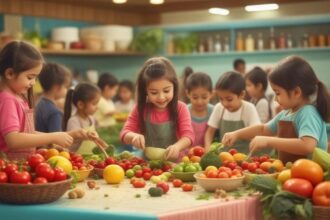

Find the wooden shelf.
[{"left": 41, "top": 49, "right": 145, "bottom": 56}]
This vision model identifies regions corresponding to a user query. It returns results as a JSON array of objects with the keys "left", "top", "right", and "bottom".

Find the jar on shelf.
[
  {"left": 277, "top": 32, "right": 286, "bottom": 49},
  {"left": 318, "top": 34, "right": 325, "bottom": 47},
  {"left": 198, "top": 38, "right": 205, "bottom": 53},
  {"left": 308, "top": 35, "right": 316, "bottom": 48},
  {"left": 214, "top": 34, "right": 222, "bottom": 52},
  {"left": 287, "top": 34, "right": 293, "bottom": 48},
  {"left": 236, "top": 32, "right": 244, "bottom": 51},
  {"left": 207, "top": 35, "right": 214, "bottom": 53},
  {"left": 245, "top": 34, "right": 255, "bottom": 52},
  {"left": 269, "top": 27, "right": 276, "bottom": 50},
  {"left": 224, "top": 36, "right": 230, "bottom": 52},
  {"left": 257, "top": 32, "right": 264, "bottom": 51},
  {"left": 327, "top": 34, "right": 330, "bottom": 46},
  {"left": 302, "top": 34, "right": 309, "bottom": 48}
]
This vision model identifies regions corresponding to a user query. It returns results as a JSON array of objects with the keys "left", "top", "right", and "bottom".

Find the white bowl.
[
  {"left": 144, "top": 147, "right": 166, "bottom": 160},
  {"left": 194, "top": 171, "right": 244, "bottom": 192}
]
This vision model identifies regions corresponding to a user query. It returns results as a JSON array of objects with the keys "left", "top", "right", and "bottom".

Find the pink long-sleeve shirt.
[{"left": 120, "top": 101, "right": 195, "bottom": 145}]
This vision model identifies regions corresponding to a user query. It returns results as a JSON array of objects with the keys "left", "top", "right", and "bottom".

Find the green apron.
[
  {"left": 145, "top": 106, "right": 177, "bottom": 149},
  {"left": 219, "top": 105, "right": 249, "bottom": 154},
  {"left": 76, "top": 117, "right": 96, "bottom": 155}
]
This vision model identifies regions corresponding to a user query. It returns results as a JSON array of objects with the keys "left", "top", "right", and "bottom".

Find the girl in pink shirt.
[
  {"left": 0, "top": 41, "right": 93, "bottom": 160},
  {"left": 120, "top": 57, "right": 194, "bottom": 160}
]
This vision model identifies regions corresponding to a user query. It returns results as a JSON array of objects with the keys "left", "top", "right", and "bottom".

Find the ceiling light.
[
  {"left": 208, "top": 8, "right": 230, "bottom": 16},
  {"left": 113, "top": 0, "right": 127, "bottom": 4},
  {"left": 245, "top": 4, "right": 279, "bottom": 12},
  {"left": 150, "top": 0, "right": 164, "bottom": 5}
]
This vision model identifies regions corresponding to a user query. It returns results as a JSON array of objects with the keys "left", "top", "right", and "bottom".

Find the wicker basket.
[
  {"left": 313, "top": 206, "right": 330, "bottom": 220},
  {"left": 72, "top": 167, "right": 93, "bottom": 182},
  {"left": 0, "top": 178, "right": 71, "bottom": 204}
]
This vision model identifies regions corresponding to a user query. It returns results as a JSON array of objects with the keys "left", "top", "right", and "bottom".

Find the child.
[
  {"left": 178, "top": 66, "right": 193, "bottom": 103},
  {"left": 205, "top": 71, "right": 261, "bottom": 153},
  {"left": 35, "top": 62, "right": 72, "bottom": 132},
  {"left": 245, "top": 67, "right": 270, "bottom": 123},
  {"left": 115, "top": 80, "right": 135, "bottom": 113},
  {"left": 0, "top": 41, "right": 74, "bottom": 160},
  {"left": 186, "top": 72, "right": 214, "bottom": 147},
  {"left": 63, "top": 82, "right": 101, "bottom": 154},
  {"left": 120, "top": 57, "right": 194, "bottom": 160},
  {"left": 222, "top": 56, "right": 330, "bottom": 164},
  {"left": 94, "top": 73, "right": 119, "bottom": 127}
]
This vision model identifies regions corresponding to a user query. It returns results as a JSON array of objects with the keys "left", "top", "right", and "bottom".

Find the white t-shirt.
[
  {"left": 208, "top": 100, "right": 261, "bottom": 129},
  {"left": 115, "top": 99, "right": 135, "bottom": 113},
  {"left": 254, "top": 98, "right": 270, "bottom": 123}
]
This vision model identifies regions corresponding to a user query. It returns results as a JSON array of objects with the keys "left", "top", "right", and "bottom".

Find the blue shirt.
[
  {"left": 188, "top": 104, "right": 214, "bottom": 123},
  {"left": 267, "top": 105, "right": 328, "bottom": 151},
  {"left": 35, "top": 97, "right": 63, "bottom": 132}
]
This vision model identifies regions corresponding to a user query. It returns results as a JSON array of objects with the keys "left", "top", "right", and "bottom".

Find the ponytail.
[
  {"left": 62, "top": 89, "right": 74, "bottom": 131},
  {"left": 316, "top": 81, "right": 330, "bottom": 122}
]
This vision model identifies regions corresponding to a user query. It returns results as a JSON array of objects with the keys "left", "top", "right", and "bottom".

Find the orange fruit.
[
  {"left": 59, "top": 151, "right": 71, "bottom": 160},
  {"left": 204, "top": 166, "right": 218, "bottom": 175},
  {"left": 219, "top": 152, "right": 235, "bottom": 163},
  {"left": 260, "top": 161, "right": 273, "bottom": 172},
  {"left": 272, "top": 159, "right": 284, "bottom": 172},
  {"left": 190, "top": 156, "right": 201, "bottom": 163},
  {"left": 103, "top": 165, "right": 125, "bottom": 184},
  {"left": 233, "top": 153, "right": 247, "bottom": 162},
  {"left": 291, "top": 159, "right": 323, "bottom": 186},
  {"left": 45, "top": 148, "right": 59, "bottom": 159},
  {"left": 277, "top": 169, "right": 291, "bottom": 183}
]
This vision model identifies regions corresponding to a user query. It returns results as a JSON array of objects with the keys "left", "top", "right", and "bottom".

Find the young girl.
[
  {"left": 120, "top": 57, "right": 194, "bottom": 160},
  {"left": 222, "top": 56, "right": 330, "bottom": 163},
  {"left": 115, "top": 80, "right": 135, "bottom": 113},
  {"left": 186, "top": 72, "right": 213, "bottom": 147},
  {"left": 63, "top": 82, "right": 101, "bottom": 154},
  {"left": 35, "top": 62, "right": 72, "bottom": 132},
  {"left": 245, "top": 67, "right": 270, "bottom": 123},
  {"left": 0, "top": 41, "right": 74, "bottom": 160},
  {"left": 205, "top": 71, "right": 261, "bottom": 153}
]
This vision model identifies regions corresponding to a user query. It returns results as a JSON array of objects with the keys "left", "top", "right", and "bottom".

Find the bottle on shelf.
[
  {"left": 318, "top": 33, "right": 325, "bottom": 47},
  {"left": 224, "top": 36, "right": 230, "bottom": 52},
  {"left": 277, "top": 32, "right": 286, "bottom": 49},
  {"left": 198, "top": 37, "right": 205, "bottom": 53},
  {"left": 269, "top": 27, "right": 276, "bottom": 50},
  {"left": 302, "top": 34, "right": 309, "bottom": 48},
  {"left": 236, "top": 32, "right": 244, "bottom": 51},
  {"left": 207, "top": 35, "right": 214, "bottom": 53},
  {"left": 287, "top": 34, "right": 293, "bottom": 48},
  {"left": 214, "top": 34, "right": 222, "bottom": 53},
  {"left": 245, "top": 34, "right": 255, "bottom": 52},
  {"left": 308, "top": 35, "right": 316, "bottom": 48},
  {"left": 167, "top": 34, "right": 175, "bottom": 55},
  {"left": 257, "top": 32, "right": 264, "bottom": 51}
]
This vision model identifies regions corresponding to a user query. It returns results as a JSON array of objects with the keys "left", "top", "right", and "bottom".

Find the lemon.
[
  {"left": 47, "top": 155, "right": 72, "bottom": 174},
  {"left": 103, "top": 165, "right": 125, "bottom": 184}
]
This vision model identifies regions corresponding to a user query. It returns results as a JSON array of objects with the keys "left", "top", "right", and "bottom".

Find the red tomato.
[
  {"left": 10, "top": 171, "right": 31, "bottom": 184},
  {"left": 283, "top": 178, "right": 314, "bottom": 198},
  {"left": 157, "top": 182, "right": 169, "bottom": 193},
  {"left": 182, "top": 183, "right": 193, "bottom": 192},
  {"left": 248, "top": 163, "right": 257, "bottom": 173},
  {"left": 193, "top": 146, "right": 205, "bottom": 157},
  {"left": 259, "top": 155, "right": 270, "bottom": 163},
  {"left": 53, "top": 167, "right": 67, "bottom": 181},
  {"left": 135, "top": 170, "right": 143, "bottom": 178},
  {"left": 312, "top": 181, "right": 330, "bottom": 206},
  {"left": 133, "top": 180, "right": 146, "bottom": 188},
  {"left": 33, "top": 177, "right": 48, "bottom": 184},
  {"left": 0, "top": 159, "right": 6, "bottom": 169},
  {"left": 105, "top": 157, "right": 117, "bottom": 165},
  {"left": 28, "top": 154, "right": 45, "bottom": 170},
  {"left": 4, "top": 163, "right": 18, "bottom": 176},
  {"left": 241, "top": 161, "right": 249, "bottom": 170},
  {"left": 153, "top": 169, "right": 163, "bottom": 176},
  {"left": 162, "top": 164, "right": 172, "bottom": 172},
  {"left": 36, "top": 163, "right": 55, "bottom": 182},
  {"left": 291, "top": 159, "right": 324, "bottom": 186},
  {"left": 206, "top": 170, "right": 218, "bottom": 178},
  {"left": 217, "top": 172, "right": 229, "bottom": 178},
  {"left": 143, "top": 172, "right": 152, "bottom": 181},
  {"left": 36, "top": 148, "right": 48, "bottom": 158},
  {"left": 0, "top": 171, "right": 8, "bottom": 183},
  {"left": 172, "top": 179, "right": 183, "bottom": 187},
  {"left": 142, "top": 166, "right": 152, "bottom": 174},
  {"left": 95, "top": 162, "right": 106, "bottom": 169},
  {"left": 229, "top": 149, "right": 238, "bottom": 155},
  {"left": 227, "top": 162, "right": 237, "bottom": 170},
  {"left": 71, "top": 154, "right": 84, "bottom": 163}
]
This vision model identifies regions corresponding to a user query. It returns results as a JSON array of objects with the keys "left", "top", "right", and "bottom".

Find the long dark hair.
[
  {"left": 62, "top": 82, "right": 100, "bottom": 130},
  {"left": 269, "top": 56, "right": 330, "bottom": 122},
  {"left": 0, "top": 41, "right": 43, "bottom": 108},
  {"left": 136, "top": 57, "right": 179, "bottom": 133}
]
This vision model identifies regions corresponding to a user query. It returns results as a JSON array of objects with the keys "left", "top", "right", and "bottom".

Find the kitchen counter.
[{"left": 0, "top": 179, "right": 263, "bottom": 220}]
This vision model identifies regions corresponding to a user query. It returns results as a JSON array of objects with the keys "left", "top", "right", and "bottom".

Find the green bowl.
[{"left": 170, "top": 171, "right": 196, "bottom": 182}]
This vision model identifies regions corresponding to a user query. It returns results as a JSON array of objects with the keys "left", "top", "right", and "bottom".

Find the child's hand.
[
  {"left": 67, "top": 129, "right": 97, "bottom": 140},
  {"left": 52, "top": 132, "right": 73, "bottom": 148},
  {"left": 222, "top": 132, "right": 238, "bottom": 147},
  {"left": 164, "top": 145, "right": 180, "bottom": 160},
  {"left": 249, "top": 136, "right": 269, "bottom": 152},
  {"left": 131, "top": 134, "right": 145, "bottom": 150}
]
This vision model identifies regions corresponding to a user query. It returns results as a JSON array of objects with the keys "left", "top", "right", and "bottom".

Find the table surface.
[{"left": 0, "top": 178, "right": 262, "bottom": 220}]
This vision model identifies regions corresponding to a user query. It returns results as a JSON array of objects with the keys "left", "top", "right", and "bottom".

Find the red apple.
[{"left": 70, "top": 41, "right": 84, "bottom": 49}]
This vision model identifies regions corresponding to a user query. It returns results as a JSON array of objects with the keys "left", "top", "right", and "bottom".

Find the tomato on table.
[{"left": 312, "top": 181, "right": 330, "bottom": 206}]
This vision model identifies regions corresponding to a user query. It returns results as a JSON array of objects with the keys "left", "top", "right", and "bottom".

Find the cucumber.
[{"left": 148, "top": 187, "right": 163, "bottom": 197}]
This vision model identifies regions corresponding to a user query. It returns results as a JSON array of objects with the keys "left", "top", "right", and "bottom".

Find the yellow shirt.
[{"left": 94, "top": 96, "right": 116, "bottom": 127}]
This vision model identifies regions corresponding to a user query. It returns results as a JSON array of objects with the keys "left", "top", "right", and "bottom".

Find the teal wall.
[{"left": 0, "top": 15, "right": 3, "bottom": 32}]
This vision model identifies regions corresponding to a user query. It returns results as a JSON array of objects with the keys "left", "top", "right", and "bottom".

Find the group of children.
[{"left": 0, "top": 40, "right": 329, "bottom": 164}]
